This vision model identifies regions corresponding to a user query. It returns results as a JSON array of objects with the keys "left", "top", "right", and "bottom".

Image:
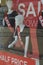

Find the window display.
[{"left": 0, "top": 0, "right": 43, "bottom": 65}]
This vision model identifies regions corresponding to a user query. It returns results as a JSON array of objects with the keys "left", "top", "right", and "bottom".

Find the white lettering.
[
  {"left": 0, "top": 55, "right": 28, "bottom": 65},
  {"left": 0, "top": 55, "right": 10, "bottom": 62},
  {"left": 11, "top": 58, "right": 28, "bottom": 65},
  {"left": 18, "top": 3, "right": 25, "bottom": 16},
  {"left": 18, "top": 1, "right": 43, "bottom": 18},
  {"left": 26, "top": 2, "right": 36, "bottom": 17}
]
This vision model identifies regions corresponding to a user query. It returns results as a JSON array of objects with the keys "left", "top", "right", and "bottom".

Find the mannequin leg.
[{"left": 8, "top": 36, "right": 18, "bottom": 48}]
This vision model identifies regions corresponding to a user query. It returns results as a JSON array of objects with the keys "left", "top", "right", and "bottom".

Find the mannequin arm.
[{"left": 4, "top": 17, "right": 14, "bottom": 33}]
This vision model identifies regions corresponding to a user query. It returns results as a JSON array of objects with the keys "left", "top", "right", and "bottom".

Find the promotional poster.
[{"left": 0, "top": 0, "right": 43, "bottom": 65}]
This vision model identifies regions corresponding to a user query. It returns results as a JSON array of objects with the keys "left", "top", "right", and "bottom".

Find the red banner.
[
  {"left": 13, "top": 0, "right": 43, "bottom": 28},
  {"left": 0, "top": 51, "right": 35, "bottom": 65}
]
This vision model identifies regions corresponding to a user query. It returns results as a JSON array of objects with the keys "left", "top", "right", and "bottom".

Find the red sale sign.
[
  {"left": 13, "top": 0, "right": 43, "bottom": 28},
  {"left": 0, "top": 51, "right": 35, "bottom": 65}
]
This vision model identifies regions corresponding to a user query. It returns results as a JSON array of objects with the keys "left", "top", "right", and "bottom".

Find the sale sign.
[
  {"left": 0, "top": 51, "right": 35, "bottom": 65},
  {"left": 13, "top": 0, "right": 43, "bottom": 28}
]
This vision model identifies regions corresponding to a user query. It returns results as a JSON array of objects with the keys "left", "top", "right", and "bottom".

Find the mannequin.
[
  {"left": 3, "top": 0, "right": 25, "bottom": 49},
  {"left": 8, "top": 15, "right": 25, "bottom": 48},
  {"left": 3, "top": 0, "right": 18, "bottom": 32}
]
